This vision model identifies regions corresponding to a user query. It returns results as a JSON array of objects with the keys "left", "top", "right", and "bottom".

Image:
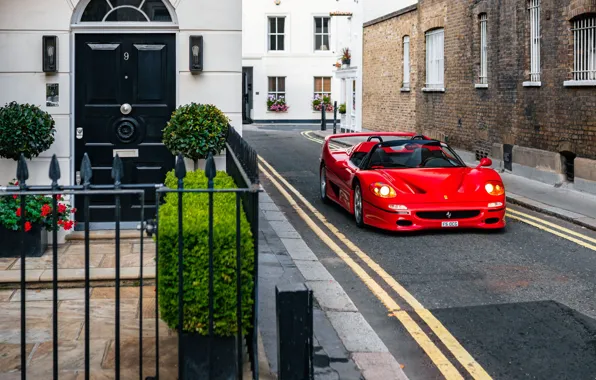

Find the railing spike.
[
  {"left": 16, "top": 154, "right": 29, "bottom": 185},
  {"left": 81, "top": 153, "right": 93, "bottom": 186},
  {"left": 175, "top": 153, "right": 186, "bottom": 180},
  {"left": 205, "top": 152, "right": 216, "bottom": 183},
  {"left": 49, "top": 154, "right": 61, "bottom": 184},
  {"left": 111, "top": 154, "right": 123, "bottom": 186}
]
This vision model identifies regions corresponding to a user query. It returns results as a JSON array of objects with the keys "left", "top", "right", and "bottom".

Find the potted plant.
[
  {"left": 341, "top": 47, "right": 351, "bottom": 67},
  {"left": 0, "top": 182, "right": 75, "bottom": 258},
  {"left": 163, "top": 103, "right": 230, "bottom": 170},
  {"left": 338, "top": 103, "right": 347, "bottom": 129},
  {"left": 157, "top": 169, "right": 254, "bottom": 380},
  {"left": 267, "top": 95, "right": 289, "bottom": 112},
  {"left": 0, "top": 101, "right": 59, "bottom": 257},
  {"left": 312, "top": 95, "right": 334, "bottom": 112}
]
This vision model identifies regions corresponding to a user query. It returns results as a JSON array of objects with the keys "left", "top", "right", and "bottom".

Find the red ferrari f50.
[{"left": 319, "top": 132, "right": 506, "bottom": 232}]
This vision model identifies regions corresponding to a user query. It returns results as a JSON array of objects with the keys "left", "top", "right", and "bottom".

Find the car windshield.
[{"left": 367, "top": 140, "right": 466, "bottom": 169}]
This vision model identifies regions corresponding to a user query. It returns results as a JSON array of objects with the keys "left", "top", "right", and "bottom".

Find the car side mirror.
[{"left": 477, "top": 157, "right": 492, "bottom": 168}]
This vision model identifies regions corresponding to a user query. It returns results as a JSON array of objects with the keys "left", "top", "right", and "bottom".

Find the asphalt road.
[{"left": 244, "top": 124, "right": 596, "bottom": 380}]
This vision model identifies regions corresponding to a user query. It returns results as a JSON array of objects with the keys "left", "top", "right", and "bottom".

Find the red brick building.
[{"left": 363, "top": 0, "right": 596, "bottom": 190}]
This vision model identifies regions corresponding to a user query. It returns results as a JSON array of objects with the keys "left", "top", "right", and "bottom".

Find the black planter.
[
  {"left": 342, "top": 59, "right": 351, "bottom": 65},
  {"left": 0, "top": 224, "right": 47, "bottom": 258},
  {"left": 181, "top": 333, "right": 239, "bottom": 380}
]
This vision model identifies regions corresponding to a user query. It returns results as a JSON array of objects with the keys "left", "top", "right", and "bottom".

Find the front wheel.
[
  {"left": 320, "top": 166, "right": 329, "bottom": 204},
  {"left": 354, "top": 184, "right": 365, "bottom": 228}
]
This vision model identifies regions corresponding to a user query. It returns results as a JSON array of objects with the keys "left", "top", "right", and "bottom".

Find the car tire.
[
  {"left": 354, "top": 183, "right": 365, "bottom": 228},
  {"left": 320, "top": 165, "right": 330, "bottom": 204}
]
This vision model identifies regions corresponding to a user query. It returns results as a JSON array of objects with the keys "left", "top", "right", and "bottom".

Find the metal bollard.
[
  {"left": 276, "top": 283, "right": 314, "bottom": 380},
  {"left": 320, "top": 105, "right": 326, "bottom": 131},
  {"left": 333, "top": 101, "right": 337, "bottom": 134}
]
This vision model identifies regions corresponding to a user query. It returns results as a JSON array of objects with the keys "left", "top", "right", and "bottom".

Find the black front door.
[
  {"left": 242, "top": 67, "right": 253, "bottom": 124},
  {"left": 75, "top": 33, "right": 176, "bottom": 224}
]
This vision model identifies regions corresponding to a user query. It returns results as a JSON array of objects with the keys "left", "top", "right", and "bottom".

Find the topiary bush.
[
  {"left": 0, "top": 101, "right": 56, "bottom": 160},
  {"left": 162, "top": 103, "right": 230, "bottom": 170},
  {"left": 157, "top": 169, "right": 254, "bottom": 337}
]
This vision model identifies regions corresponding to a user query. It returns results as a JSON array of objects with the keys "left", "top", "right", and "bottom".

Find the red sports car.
[{"left": 319, "top": 132, "right": 506, "bottom": 232}]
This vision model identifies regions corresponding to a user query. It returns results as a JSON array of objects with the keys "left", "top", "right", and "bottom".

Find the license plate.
[{"left": 441, "top": 221, "right": 459, "bottom": 228}]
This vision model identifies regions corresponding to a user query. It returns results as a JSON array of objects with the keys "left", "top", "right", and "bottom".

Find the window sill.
[
  {"left": 475, "top": 83, "right": 488, "bottom": 89},
  {"left": 563, "top": 80, "right": 596, "bottom": 87},
  {"left": 401, "top": 87, "right": 411, "bottom": 92},
  {"left": 523, "top": 81, "right": 541, "bottom": 87},
  {"left": 422, "top": 87, "right": 445, "bottom": 93}
]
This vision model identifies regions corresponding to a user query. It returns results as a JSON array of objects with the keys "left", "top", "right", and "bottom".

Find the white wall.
[
  {"left": 243, "top": 0, "right": 360, "bottom": 121},
  {"left": 0, "top": 0, "right": 242, "bottom": 190},
  {"left": 364, "top": 0, "right": 417, "bottom": 23}
]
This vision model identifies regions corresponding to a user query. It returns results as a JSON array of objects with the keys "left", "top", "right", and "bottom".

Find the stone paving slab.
[{"left": 0, "top": 240, "right": 156, "bottom": 285}]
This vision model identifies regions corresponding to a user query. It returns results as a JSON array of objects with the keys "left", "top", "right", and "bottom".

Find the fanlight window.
[{"left": 80, "top": 0, "right": 173, "bottom": 22}]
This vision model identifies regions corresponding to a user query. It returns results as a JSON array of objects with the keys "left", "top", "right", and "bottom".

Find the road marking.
[
  {"left": 506, "top": 208, "right": 596, "bottom": 245},
  {"left": 301, "top": 131, "right": 344, "bottom": 150},
  {"left": 258, "top": 163, "right": 465, "bottom": 379},
  {"left": 259, "top": 156, "right": 493, "bottom": 380},
  {"left": 301, "top": 130, "right": 596, "bottom": 252}
]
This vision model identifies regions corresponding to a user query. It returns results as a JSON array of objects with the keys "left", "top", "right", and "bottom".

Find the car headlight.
[
  {"left": 370, "top": 182, "right": 397, "bottom": 198},
  {"left": 485, "top": 181, "right": 505, "bottom": 196}
]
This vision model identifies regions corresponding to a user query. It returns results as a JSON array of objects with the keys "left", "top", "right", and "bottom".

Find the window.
[
  {"left": 403, "top": 36, "right": 411, "bottom": 88},
  {"left": 268, "top": 17, "right": 285, "bottom": 51},
  {"left": 80, "top": 0, "right": 173, "bottom": 22},
  {"left": 314, "top": 77, "right": 331, "bottom": 97},
  {"left": 314, "top": 17, "right": 330, "bottom": 51},
  {"left": 528, "top": 0, "right": 541, "bottom": 82},
  {"left": 425, "top": 29, "right": 445, "bottom": 90},
  {"left": 479, "top": 14, "right": 488, "bottom": 85},
  {"left": 268, "top": 77, "right": 286, "bottom": 100},
  {"left": 352, "top": 80, "right": 356, "bottom": 113},
  {"left": 571, "top": 16, "right": 596, "bottom": 81}
]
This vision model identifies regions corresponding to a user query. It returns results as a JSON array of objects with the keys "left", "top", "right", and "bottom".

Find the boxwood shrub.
[{"left": 157, "top": 169, "right": 254, "bottom": 337}]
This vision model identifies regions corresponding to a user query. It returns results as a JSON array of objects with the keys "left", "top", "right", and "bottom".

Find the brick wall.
[
  {"left": 363, "top": 0, "right": 596, "bottom": 160},
  {"left": 362, "top": 6, "right": 418, "bottom": 132}
]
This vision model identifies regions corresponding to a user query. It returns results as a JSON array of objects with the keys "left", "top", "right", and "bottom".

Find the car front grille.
[{"left": 416, "top": 210, "right": 481, "bottom": 220}]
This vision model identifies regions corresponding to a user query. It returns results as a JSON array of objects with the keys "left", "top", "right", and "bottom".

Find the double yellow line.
[{"left": 258, "top": 156, "right": 492, "bottom": 380}]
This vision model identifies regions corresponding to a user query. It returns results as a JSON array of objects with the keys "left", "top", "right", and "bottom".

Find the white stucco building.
[
  {"left": 242, "top": 0, "right": 363, "bottom": 125},
  {"left": 0, "top": 0, "right": 242, "bottom": 228}
]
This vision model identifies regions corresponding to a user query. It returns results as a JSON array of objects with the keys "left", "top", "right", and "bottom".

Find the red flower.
[
  {"left": 12, "top": 195, "right": 17, "bottom": 199},
  {"left": 58, "top": 204, "right": 67, "bottom": 214},
  {"left": 71, "top": 208, "right": 77, "bottom": 213},
  {"left": 41, "top": 204, "right": 51, "bottom": 217},
  {"left": 55, "top": 195, "right": 63, "bottom": 201},
  {"left": 24, "top": 222, "right": 32, "bottom": 232},
  {"left": 14, "top": 181, "right": 18, "bottom": 186},
  {"left": 63, "top": 221, "right": 74, "bottom": 231},
  {"left": 16, "top": 207, "right": 21, "bottom": 217}
]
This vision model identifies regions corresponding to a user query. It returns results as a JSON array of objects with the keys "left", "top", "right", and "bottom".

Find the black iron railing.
[{"left": 2, "top": 128, "right": 261, "bottom": 380}]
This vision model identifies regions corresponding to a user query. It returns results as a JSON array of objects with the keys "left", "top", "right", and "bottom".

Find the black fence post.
[
  {"left": 320, "top": 105, "right": 326, "bottom": 131},
  {"left": 276, "top": 283, "right": 314, "bottom": 380},
  {"left": 333, "top": 101, "right": 337, "bottom": 134}
]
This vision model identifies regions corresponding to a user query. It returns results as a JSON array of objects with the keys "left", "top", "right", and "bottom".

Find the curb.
[
  {"left": 259, "top": 190, "right": 409, "bottom": 380},
  {"left": 311, "top": 131, "right": 596, "bottom": 233}
]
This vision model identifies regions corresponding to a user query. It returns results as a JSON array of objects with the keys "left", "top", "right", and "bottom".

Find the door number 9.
[{"left": 124, "top": 52, "right": 129, "bottom": 61}]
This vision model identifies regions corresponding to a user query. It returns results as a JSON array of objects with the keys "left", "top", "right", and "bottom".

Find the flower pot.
[
  {"left": 0, "top": 224, "right": 48, "bottom": 258},
  {"left": 180, "top": 333, "right": 239, "bottom": 380},
  {"left": 342, "top": 59, "right": 351, "bottom": 66}
]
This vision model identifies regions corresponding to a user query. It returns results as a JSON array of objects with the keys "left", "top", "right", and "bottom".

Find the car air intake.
[
  {"left": 397, "top": 220, "right": 413, "bottom": 227},
  {"left": 485, "top": 218, "right": 500, "bottom": 224},
  {"left": 416, "top": 210, "right": 480, "bottom": 220}
]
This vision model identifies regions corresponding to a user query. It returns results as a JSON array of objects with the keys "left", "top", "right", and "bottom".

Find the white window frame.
[
  {"left": 314, "top": 76, "right": 332, "bottom": 98},
  {"left": 268, "top": 77, "right": 286, "bottom": 100},
  {"left": 477, "top": 14, "right": 488, "bottom": 87},
  {"left": 525, "top": 0, "right": 541, "bottom": 86},
  {"left": 268, "top": 16, "right": 285, "bottom": 51},
  {"left": 402, "top": 36, "right": 411, "bottom": 91},
  {"left": 565, "top": 15, "right": 596, "bottom": 86},
  {"left": 314, "top": 16, "right": 331, "bottom": 51},
  {"left": 423, "top": 28, "right": 445, "bottom": 92}
]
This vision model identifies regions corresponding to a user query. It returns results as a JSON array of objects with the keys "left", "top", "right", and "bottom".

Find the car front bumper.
[{"left": 362, "top": 200, "right": 507, "bottom": 232}]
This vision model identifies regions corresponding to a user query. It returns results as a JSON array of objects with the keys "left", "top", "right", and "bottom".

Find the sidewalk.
[
  {"left": 311, "top": 129, "right": 596, "bottom": 231},
  {"left": 257, "top": 191, "right": 408, "bottom": 380}
]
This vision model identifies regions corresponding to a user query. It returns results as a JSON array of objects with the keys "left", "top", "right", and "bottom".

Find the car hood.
[{"left": 371, "top": 167, "right": 502, "bottom": 203}]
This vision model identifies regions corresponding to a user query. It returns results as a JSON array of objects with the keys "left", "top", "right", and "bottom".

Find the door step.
[{"left": 66, "top": 229, "right": 147, "bottom": 242}]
